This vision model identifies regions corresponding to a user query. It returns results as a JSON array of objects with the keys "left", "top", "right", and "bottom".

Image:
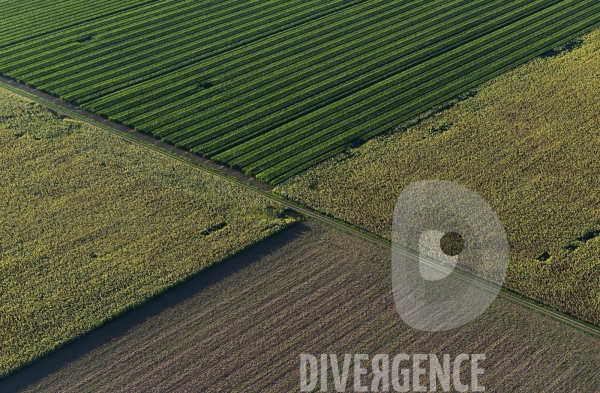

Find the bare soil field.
[{"left": 5, "top": 221, "right": 599, "bottom": 392}]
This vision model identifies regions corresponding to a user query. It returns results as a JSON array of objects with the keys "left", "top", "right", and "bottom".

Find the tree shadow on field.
[{"left": 0, "top": 222, "right": 311, "bottom": 393}]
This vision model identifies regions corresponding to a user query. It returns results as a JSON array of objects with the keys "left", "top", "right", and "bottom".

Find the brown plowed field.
[{"left": 6, "top": 221, "right": 600, "bottom": 392}]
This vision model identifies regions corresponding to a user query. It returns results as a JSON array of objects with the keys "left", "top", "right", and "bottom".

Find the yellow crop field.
[
  {"left": 277, "top": 28, "right": 600, "bottom": 324},
  {"left": 0, "top": 87, "right": 296, "bottom": 377}
]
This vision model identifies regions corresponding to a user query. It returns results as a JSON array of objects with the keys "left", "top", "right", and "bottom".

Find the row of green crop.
[
  {"left": 15, "top": 1, "right": 285, "bottom": 84},
  {"left": 0, "top": 0, "right": 324, "bottom": 98},
  {"left": 29, "top": 2, "right": 282, "bottom": 113},
  {"left": 0, "top": 0, "right": 135, "bottom": 32},
  {"left": 31, "top": 1, "right": 315, "bottom": 99},
  {"left": 192, "top": 0, "right": 580, "bottom": 178},
  {"left": 176, "top": 0, "right": 552, "bottom": 158},
  {"left": 242, "top": 21, "right": 562, "bottom": 177},
  {"left": 85, "top": 0, "right": 386, "bottom": 114},
  {"left": 58, "top": 0, "right": 359, "bottom": 105},
  {"left": 0, "top": 0, "right": 113, "bottom": 44},
  {"left": 41, "top": 0, "right": 584, "bottom": 183},
  {"left": 212, "top": 0, "right": 571, "bottom": 165},
  {"left": 250, "top": 0, "right": 599, "bottom": 177},
  {"left": 0, "top": 0, "right": 197, "bottom": 62},
  {"left": 68, "top": 0, "right": 548, "bottom": 129},
  {"left": 157, "top": 0, "right": 508, "bottom": 143},
  {"left": 90, "top": 0, "right": 399, "bottom": 119},
  {"left": 125, "top": 0, "right": 487, "bottom": 131},
  {"left": 0, "top": 0, "right": 166, "bottom": 58},
  {"left": 252, "top": 42, "right": 548, "bottom": 178},
  {"left": 216, "top": 0, "right": 587, "bottom": 165},
  {"left": 0, "top": 0, "right": 149, "bottom": 47},
  {"left": 185, "top": 0, "right": 548, "bottom": 151},
  {"left": 6, "top": 1, "right": 248, "bottom": 78},
  {"left": 259, "top": 4, "right": 600, "bottom": 184},
  {"left": 147, "top": 0, "right": 480, "bottom": 142},
  {"left": 152, "top": 0, "right": 491, "bottom": 137},
  {"left": 264, "top": 22, "right": 586, "bottom": 187},
  {"left": 2, "top": 0, "right": 599, "bottom": 186},
  {"left": 100, "top": 0, "right": 417, "bottom": 120},
  {"left": 143, "top": 0, "right": 556, "bottom": 135}
]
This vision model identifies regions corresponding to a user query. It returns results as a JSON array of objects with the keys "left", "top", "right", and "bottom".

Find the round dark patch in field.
[{"left": 440, "top": 231, "right": 464, "bottom": 256}]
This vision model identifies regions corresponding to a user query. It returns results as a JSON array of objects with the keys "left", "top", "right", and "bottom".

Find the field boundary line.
[{"left": 2, "top": 78, "right": 600, "bottom": 339}]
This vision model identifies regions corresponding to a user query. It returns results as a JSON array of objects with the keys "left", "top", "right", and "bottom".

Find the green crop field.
[
  {"left": 0, "top": 0, "right": 149, "bottom": 47},
  {"left": 1, "top": 0, "right": 599, "bottom": 183},
  {"left": 277, "top": 28, "right": 600, "bottom": 326},
  {"left": 0, "top": 87, "right": 296, "bottom": 378}
]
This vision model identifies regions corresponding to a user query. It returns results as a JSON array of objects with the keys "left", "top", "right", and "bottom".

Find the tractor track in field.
[{"left": 2, "top": 76, "right": 600, "bottom": 341}]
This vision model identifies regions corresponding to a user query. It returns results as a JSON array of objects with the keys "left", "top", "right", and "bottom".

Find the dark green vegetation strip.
[{"left": 1, "top": 0, "right": 599, "bottom": 184}]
